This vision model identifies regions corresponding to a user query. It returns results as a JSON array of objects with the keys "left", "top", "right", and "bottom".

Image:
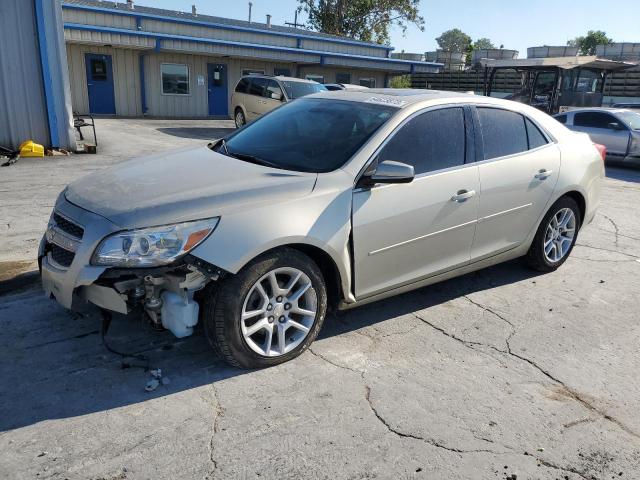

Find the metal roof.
[
  {"left": 62, "top": 0, "right": 392, "bottom": 50},
  {"left": 480, "top": 56, "right": 637, "bottom": 71}
]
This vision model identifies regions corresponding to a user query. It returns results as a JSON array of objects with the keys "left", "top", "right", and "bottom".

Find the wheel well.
[
  {"left": 562, "top": 191, "right": 586, "bottom": 227},
  {"left": 284, "top": 244, "right": 343, "bottom": 311}
]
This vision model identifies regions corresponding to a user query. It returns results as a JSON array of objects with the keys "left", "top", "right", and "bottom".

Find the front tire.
[
  {"left": 525, "top": 196, "right": 581, "bottom": 272},
  {"left": 202, "top": 248, "right": 327, "bottom": 368},
  {"left": 234, "top": 108, "right": 246, "bottom": 128}
]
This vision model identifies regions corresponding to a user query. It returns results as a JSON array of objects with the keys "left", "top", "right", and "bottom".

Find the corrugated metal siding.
[
  {"left": 298, "top": 66, "right": 386, "bottom": 87},
  {"left": 144, "top": 19, "right": 297, "bottom": 49},
  {"left": 63, "top": 8, "right": 136, "bottom": 29},
  {"left": 161, "top": 39, "right": 318, "bottom": 64},
  {"left": 0, "top": 1, "right": 50, "bottom": 148},
  {"left": 66, "top": 44, "right": 142, "bottom": 116},
  {"left": 65, "top": 28, "right": 155, "bottom": 48},
  {"left": 301, "top": 39, "right": 386, "bottom": 58},
  {"left": 325, "top": 56, "right": 409, "bottom": 72}
]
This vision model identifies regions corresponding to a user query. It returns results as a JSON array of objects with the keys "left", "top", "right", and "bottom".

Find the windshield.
[
  {"left": 220, "top": 98, "right": 396, "bottom": 173},
  {"left": 618, "top": 111, "right": 640, "bottom": 130},
  {"left": 281, "top": 81, "right": 327, "bottom": 99}
]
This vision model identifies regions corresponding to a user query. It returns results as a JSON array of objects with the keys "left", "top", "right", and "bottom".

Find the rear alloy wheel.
[
  {"left": 234, "top": 109, "right": 246, "bottom": 128},
  {"left": 202, "top": 248, "right": 327, "bottom": 368},
  {"left": 525, "top": 196, "right": 581, "bottom": 272}
]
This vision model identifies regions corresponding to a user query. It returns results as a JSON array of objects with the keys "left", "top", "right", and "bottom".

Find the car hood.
[{"left": 65, "top": 146, "right": 318, "bottom": 228}]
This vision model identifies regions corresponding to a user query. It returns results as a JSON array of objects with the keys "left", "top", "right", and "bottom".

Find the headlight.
[{"left": 92, "top": 218, "right": 219, "bottom": 267}]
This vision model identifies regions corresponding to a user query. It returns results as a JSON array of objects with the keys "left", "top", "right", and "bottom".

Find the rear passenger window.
[
  {"left": 235, "top": 78, "right": 249, "bottom": 93},
  {"left": 574, "top": 112, "right": 616, "bottom": 129},
  {"left": 477, "top": 108, "right": 528, "bottom": 160},
  {"left": 554, "top": 114, "right": 567, "bottom": 124},
  {"left": 379, "top": 107, "right": 465, "bottom": 175},
  {"left": 248, "top": 78, "right": 267, "bottom": 97},
  {"left": 525, "top": 118, "right": 548, "bottom": 150}
]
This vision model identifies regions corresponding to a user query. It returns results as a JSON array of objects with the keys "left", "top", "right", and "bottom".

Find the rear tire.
[
  {"left": 234, "top": 108, "right": 246, "bottom": 128},
  {"left": 525, "top": 196, "right": 581, "bottom": 272},
  {"left": 202, "top": 248, "right": 327, "bottom": 368}
]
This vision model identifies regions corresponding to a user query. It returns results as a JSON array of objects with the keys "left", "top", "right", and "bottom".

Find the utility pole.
[{"left": 284, "top": 10, "right": 300, "bottom": 28}]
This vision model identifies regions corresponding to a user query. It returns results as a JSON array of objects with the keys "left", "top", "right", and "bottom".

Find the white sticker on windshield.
[{"left": 365, "top": 96, "right": 407, "bottom": 107}]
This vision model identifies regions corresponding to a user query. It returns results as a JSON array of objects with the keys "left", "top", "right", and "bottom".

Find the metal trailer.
[{"left": 481, "top": 56, "right": 637, "bottom": 114}]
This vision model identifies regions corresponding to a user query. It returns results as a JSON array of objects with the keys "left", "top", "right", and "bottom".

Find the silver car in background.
[
  {"left": 40, "top": 90, "right": 604, "bottom": 368},
  {"left": 554, "top": 108, "right": 640, "bottom": 167}
]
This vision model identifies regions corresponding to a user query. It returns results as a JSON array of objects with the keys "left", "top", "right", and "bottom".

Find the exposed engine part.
[{"left": 160, "top": 290, "right": 199, "bottom": 337}]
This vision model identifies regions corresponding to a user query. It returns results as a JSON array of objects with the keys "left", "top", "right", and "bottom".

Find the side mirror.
[
  {"left": 609, "top": 122, "right": 626, "bottom": 131},
  {"left": 360, "top": 160, "right": 414, "bottom": 187},
  {"left": 270, "top": 91, "right": 283, "bottom": 101}
]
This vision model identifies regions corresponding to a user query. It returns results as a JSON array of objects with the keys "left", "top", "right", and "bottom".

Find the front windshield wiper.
[{"left": 226, "top": 150, "right": 281, "bottom": 169}]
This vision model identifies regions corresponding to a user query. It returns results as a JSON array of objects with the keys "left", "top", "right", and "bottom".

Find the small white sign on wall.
[{"left": 197, "top": 74, "right": 205, "bottom": 86}]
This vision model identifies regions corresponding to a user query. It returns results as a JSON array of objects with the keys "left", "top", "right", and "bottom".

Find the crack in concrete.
[
  {"left": 598, "top": 213, "right": 620, "bottom": 247},
  {"left": 205, "top": 384, "right": 224, "bottom": 480},
  {"left": 308, "top": 347, "right": 364, "bottom": 377},
  {"left": 364, "top": 386, "right": 508, "bottom": 455},
  {"left": 574, "top": 243, "right": 639, "bottom": 259},
  {"left": 533, "top": 455, "right": 592, "bottom": 480},
  {"left": 421, "top": 298, "right": 640, "bottom": 443}
]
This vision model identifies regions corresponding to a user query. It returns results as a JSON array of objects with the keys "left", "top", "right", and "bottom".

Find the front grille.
[
  {"left": 50, "top": 243, "right": 75, "bottom": 268},
  {"left": 53, "top": 212, "right": 84, "bottom": 239}
]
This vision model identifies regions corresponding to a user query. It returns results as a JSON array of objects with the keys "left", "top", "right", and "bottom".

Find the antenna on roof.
[{"left": 248, "top": 2, "right": 253, "bottom": 24}]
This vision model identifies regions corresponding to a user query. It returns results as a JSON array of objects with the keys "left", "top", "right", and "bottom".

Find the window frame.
[
  {"left": 305, "top": 74, "right": 325, "bottom": 84},
  {"left": 160, "top": 63, "right": 191, "bottom": 96},
  {"left": 471, "top": 105, "right": 555, "bottom": 163},
  {"left": 359, "top": 77, "right": 376, "bottom": 88},
  {"left": 242, "top": 68, "right": 265, "bottom": 77},
  {"left": 354, "top": 104, "right": 475, "bottom": 189}
]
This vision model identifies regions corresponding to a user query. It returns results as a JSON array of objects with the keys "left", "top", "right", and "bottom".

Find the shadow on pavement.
[
  {"left": 156, "top": 127, "right": 235, "bottom": 140},
  {"left": 606, "top": 165, "right": 640, "bottom": 183},
  {"left": 0, "top": 259, "right": 540, "bottom": 432}
]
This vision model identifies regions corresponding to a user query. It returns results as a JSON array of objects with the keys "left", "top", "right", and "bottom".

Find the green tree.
[
  {"left": 567, "top": 30, "right": 613, "bottom": 55},
  {"left": 435, "top": 28, "right": 472, "bottom": 53},
  {"left": 465, "top": 37, "right": 496, "bottom": 65},
  {"left": 390, "top": 74, "right": 412, "bottom": 88},
  {"left": 297, "top": 0, "right": 424, "bottom": 45}
]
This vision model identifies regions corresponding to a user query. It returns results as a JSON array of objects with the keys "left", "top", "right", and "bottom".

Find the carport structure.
[{"left": 62, "top": 0, "right": 441, "bottom": 118}]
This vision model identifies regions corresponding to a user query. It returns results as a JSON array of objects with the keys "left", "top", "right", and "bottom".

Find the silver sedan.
[
  {"left": 554, "top": 108, "right": 640, "bottom": 167},
  {"left": 40, "top": 90, "right": 604, "bottom": 368}
]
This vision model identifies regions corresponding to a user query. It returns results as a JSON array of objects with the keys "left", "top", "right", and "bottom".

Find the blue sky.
[{"left": 133, "top": 0, "right": 640, "bottom": 56}]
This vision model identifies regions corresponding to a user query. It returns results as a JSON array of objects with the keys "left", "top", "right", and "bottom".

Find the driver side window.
[{"left": 378, "top": 108, "right": 466, "bottom": 175}]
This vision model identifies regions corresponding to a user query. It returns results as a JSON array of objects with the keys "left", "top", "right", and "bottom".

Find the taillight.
[{"left": 594, "top": 143, "right": 607, "bottom": 161}]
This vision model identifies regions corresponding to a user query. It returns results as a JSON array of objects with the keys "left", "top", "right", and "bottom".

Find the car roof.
[{"left": 557, "top": 108, "right": 632, "bottom": 116}]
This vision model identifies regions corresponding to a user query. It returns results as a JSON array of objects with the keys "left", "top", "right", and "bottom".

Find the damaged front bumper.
[{"left": 40, "top": 195, "right": 221, "bottom": 337}]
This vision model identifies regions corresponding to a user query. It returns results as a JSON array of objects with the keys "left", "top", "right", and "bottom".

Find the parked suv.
[{"left": 231, "top": 75, "right": 326, "bottom": 128}]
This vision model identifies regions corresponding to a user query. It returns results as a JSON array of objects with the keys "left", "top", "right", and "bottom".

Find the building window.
[
  {"left": 336, "top": 73, "right": 351, "bottom": 84},
  {"left": 161, "top": 63, "right": 190, "bottom": 95},
  {"left": 359, "top": 77, "right": 376, "bottom": 88},
  {"left": 274, "top": 68, "right": 291, "bottom": 77},
  {"left": 242, "top": 69, "right": 265, "bottom": 76},
  {"left": 305, "top": 74, "right": 325, "bottom": 84}
]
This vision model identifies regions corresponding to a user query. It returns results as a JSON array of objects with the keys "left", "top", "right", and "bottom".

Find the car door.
[
  {"left": 571, "top": 111, "right": 630, "bottom": 158},
  {"left": 246, "top": 77, "right": 267, "bottom": 121},
  {"left": 352, "top": 106, "right": 480, "bottom": 299},
  {"left": 470, "top": 107, "right": 560, "bottom": 261}
]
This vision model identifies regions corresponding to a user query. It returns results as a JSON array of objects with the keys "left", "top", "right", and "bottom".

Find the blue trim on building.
[
  {"left": 35, "top": 0, "right": 60, "bottom": 147},
  {"left": 64, "top": 23, "right": 442, "bottom": 72},
  {"left": 62, "top": 3, "right": 394, "bottom": 52},
  {"left": 155, "top": 38, "right": 161, "bottom": 52},
  {"left": 139, "top": 54, "right": 147, "bottom": 114}
]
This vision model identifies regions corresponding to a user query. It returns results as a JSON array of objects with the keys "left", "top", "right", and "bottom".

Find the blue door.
[
  {"left": 208, "top": 63, "right": 228, "bottom": 117},
  {"left": 85, "top": 53, "right": 116, "bottom": 114}
]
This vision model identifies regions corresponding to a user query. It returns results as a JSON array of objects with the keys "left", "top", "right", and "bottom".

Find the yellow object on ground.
[{"left": 19, "top": 140, "right": 45, "bottom": 157}]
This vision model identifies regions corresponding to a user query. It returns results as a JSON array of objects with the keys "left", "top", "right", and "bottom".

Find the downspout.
[
  {"left": 34, "top": 0, "right": 60, "bottom": 148},
  {"left": 139, "top": 54, "right": 147, "bottom": 114}
]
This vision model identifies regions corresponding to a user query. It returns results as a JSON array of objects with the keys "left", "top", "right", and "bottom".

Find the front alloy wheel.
[
  {"left": 202, "top": 248, "right": 327, "bottom": 368},
  {"left": 241, "top": 267, "right": 317, "bottom": 357}
]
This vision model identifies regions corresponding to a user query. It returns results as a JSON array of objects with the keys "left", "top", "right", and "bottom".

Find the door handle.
[
  {"left": 534, "top": 169, "right": 553, "bottom": 180},
  {"left": 451, "top": 189, "right": 476, "bottom": 202}
]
